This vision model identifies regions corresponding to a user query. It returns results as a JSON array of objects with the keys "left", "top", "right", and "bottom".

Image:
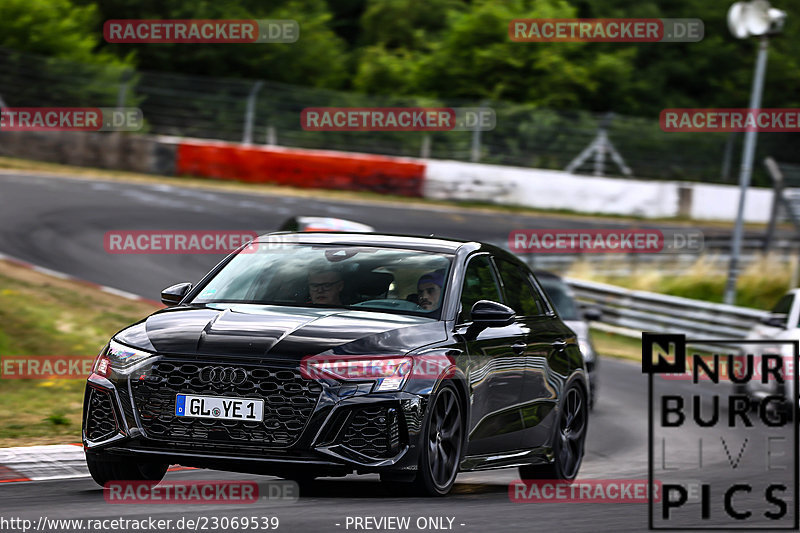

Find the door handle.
[
  {"left": 511, "top": 342, "right": 527, "bottom": 355},
  {"left": 552, "top": 340, "right": 567, "bottom": 351}
]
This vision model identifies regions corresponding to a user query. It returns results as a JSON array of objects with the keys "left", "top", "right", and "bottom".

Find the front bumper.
[{"left": 82, "top": 359, "right": 430, "bottom": 476}]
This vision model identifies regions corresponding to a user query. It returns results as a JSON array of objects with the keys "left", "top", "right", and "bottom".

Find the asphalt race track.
[
  {"left": 0, "top": 171, "right": 794, "bottom": 532},
  {"left": 0, "top": 171, "right": 768, "bottom": 300}
]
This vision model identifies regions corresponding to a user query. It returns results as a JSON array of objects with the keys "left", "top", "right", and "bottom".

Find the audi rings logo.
[{"left": 200, "top": 366, "right": 248, "bottom": 385}]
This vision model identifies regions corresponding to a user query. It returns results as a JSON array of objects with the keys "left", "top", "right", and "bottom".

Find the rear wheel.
[
  {"left": 86, "top": 453, "right": 168, "bottom": 487},
  {"left": 519, "top": 383, "right": 587, "bottom": 481}
]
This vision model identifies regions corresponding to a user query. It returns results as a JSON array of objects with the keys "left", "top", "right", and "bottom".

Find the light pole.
[{"left": 723, "top": 0, "right": 786, "bottom": 305}]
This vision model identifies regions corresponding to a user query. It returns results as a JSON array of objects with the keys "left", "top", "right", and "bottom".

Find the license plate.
[{"left": 175, "top": 394, "right": 264, "bottom": 421}]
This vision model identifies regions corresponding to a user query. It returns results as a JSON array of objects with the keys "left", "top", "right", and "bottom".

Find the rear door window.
[
  {"left": 495, "top": 259, "right": 545, "bottom": 317},
  {"left": 458, "top": 255, "right": 502, "bottom": 323}
]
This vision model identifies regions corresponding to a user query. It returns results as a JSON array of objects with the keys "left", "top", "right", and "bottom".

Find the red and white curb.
[
  {"left": 0, "top": 445, "right": 88, "bottom": 483},
  {"left": 0, "top": 252, "right": 162, "bottom": 307},
  {"left": 0, "top": 445, "right": 193, "bottom": 484},
  {"left": 0, "top": 253, "right": 167, "bottom": 485}
]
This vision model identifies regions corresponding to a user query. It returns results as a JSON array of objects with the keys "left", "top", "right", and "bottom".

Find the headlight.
[
  {"left": 301, "top": 356, "right": 413, "bottom": 392},
  {"left": 93, "top": 339, "right": 155, "bottom": 376}
]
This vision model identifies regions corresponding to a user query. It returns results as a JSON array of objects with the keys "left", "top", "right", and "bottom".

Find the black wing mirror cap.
[
  {"left": 471, "top": 300, "right": 516, "bottom": 328},
  {"left": 760, "top": 313, "right": 787, "bottom": 328},
  {"left": 161, "top": 282, "right": 192, "bottom": 306}
]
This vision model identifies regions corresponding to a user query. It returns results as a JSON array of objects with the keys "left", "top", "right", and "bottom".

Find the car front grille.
[
  {"left": 130, "top": 360, "right": 323, "bottom": 448},
  {"left": 86, "top": 388, "right": 119, "bottom": 441},
  {"left": 340, "top": 406, "right": 399, "bottom": 458}
]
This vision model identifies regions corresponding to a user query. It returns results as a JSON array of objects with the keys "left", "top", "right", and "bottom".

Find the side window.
[
  {"left": 496, "top": 259, "right": 545, "bottom": 317},
  {"left": 769, "top": 294, "right": 793, "bottom": 327},
  {"left": 772, "top": 294, "right": 793, "bottom": 315},
  {"left": 527, "top": 273, "right": 556, "bottom": 316},
  {"left": 458, "top": 255, "right": 502, "bottom": 323}
]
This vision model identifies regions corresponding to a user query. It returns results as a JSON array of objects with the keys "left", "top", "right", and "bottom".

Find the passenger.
[{"left": 417, "top": 270, "right": 444, "bottom": 311}]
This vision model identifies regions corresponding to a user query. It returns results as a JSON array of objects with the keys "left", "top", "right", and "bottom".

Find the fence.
[
  {"left": 566, "top": 277, "right": 767, "bottom": 352},
  {"left": 2, "top": 46, "right": 800, "bottom": 186}
]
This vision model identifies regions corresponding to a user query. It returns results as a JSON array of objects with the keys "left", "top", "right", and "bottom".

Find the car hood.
[{"left": 115, "top": 304, "right": 445, "bottom": 360}]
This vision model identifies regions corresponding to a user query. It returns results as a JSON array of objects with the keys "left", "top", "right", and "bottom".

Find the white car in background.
[
  {"left": 279, "top": 216, "right": 375, "bottom": 233},
  {"left": 534, "top": 270, "right": 601, "bottom": 408},
  {"left": 738, "top": 289, "right": 800, "bottom": 411}
]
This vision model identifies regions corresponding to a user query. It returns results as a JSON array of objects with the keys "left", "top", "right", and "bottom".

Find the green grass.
[
  {"left": 591, "top": 328, "right": 642, "bottom": 361},
  {"left": 0, "top": 261, "right": 158, "bottom": 446},
  {"left": 570, "top": 254, "right": 793, "bottom": 311},
  {"left": 591, "top": 328, "right": 716, "bottom": 364}
]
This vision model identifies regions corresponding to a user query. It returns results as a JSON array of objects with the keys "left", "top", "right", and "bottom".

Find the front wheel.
[
  {"left": 86, "top": 453, "right": 169, "bottom": 487},
  {"left": 519, "top": 383, "right": 587, "bottom": 481},
  {"left": 384, "top": 383, "right": 463, "bottom": 496}
]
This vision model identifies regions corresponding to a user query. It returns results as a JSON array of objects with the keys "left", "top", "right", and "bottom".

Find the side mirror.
[
  {"left": 582, "top": 306, "right": 602, "bottom": 322},
  {"left": 760, "top": 313, "right": 787, "bottom": 328},
  {"left": 471, "top": 300, "right": 515, "bottom": 328},
  {"left": 161, "top": 282, "right": 192, "bottom": 306}
]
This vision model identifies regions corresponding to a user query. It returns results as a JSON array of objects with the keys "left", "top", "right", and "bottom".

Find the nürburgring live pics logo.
[{"left": 643, "top": 332, "right": 799, "bottom": 529}]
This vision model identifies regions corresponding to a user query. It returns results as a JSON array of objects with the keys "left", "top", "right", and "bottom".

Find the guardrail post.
[
  {"left": 265, "top": 126, "right": 277, "bottom": 146},
  {"left": 116, "top": 69, "right": 133, "bottom": 110},
  {"left": 720, "top": 133, "right": 737, "bottom": 182},
  {"left": 764, "top": 157, "right": 783, "bottom": 251},
  {"left": 421, "top": 135, "right": 431, "bottom": 159},
  {"left": 470, "top": 122, "right": 481, "bottom": 162},
  {"left": 243, "top": 81, "right": 264, "bottom": 145}
]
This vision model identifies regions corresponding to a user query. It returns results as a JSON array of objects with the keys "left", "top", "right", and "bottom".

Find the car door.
[
  {"left": 457, "top": 254, "right": 528, "bottom": 455},
  {"left": 494, "top": 257, "right": 573, "bottom": 449}
]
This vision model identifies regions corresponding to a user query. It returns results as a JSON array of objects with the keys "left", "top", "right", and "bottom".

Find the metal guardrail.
[{"left": 565, "top": 277, "right": 769, "bottom": 352}]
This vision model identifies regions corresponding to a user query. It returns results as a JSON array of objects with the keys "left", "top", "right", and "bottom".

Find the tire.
[
  {"left": 732, "top": 383, "right": 749, "bottom": 398},
  {"left": 519, "top": 382, "right": 588, "bottom": 481},
  {"left": 735, "top": 379, "right": 792, "bottom": 417},
  {"left": 383, "top": 383, "right": 463, "bottom": 496},
  {"left": 86, "top": 453, "right": 168, "bottom": 487}
]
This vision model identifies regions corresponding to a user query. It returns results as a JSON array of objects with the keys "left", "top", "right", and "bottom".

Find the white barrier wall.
[
  {"left": 689, "top": 182, "right": 772, "bottom": 223},
  {"left": 423, "top": 159, "right": 773, "bottom": 223}
]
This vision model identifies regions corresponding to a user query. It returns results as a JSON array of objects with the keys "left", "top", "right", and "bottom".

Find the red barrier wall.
[{"left": 175, "top": 141, "right": 425, "bottom": 197}]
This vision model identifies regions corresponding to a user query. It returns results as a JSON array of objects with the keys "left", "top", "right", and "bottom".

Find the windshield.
[
  {"left": 190, "top": 243, "right": 452, "bottom": 319},
  {"left": 537, "top": 276, "right": 580, "bottom": 321}
]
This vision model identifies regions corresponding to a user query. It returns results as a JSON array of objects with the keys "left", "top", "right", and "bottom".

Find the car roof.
[{"left": 257, "top": 232, "right": 477, "bottom": 254}]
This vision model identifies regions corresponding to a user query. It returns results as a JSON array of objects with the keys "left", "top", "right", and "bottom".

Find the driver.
[
  {"left": 417, "top": 270, "right": 444, "bottom": 312},
  {"left": 308, "top": 268, "right": 344, "bottom": 306}
]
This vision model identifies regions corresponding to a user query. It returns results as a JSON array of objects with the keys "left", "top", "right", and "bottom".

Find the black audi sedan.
[{"left": 83, "top": 233, "right": 589, "bottom": 496}]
